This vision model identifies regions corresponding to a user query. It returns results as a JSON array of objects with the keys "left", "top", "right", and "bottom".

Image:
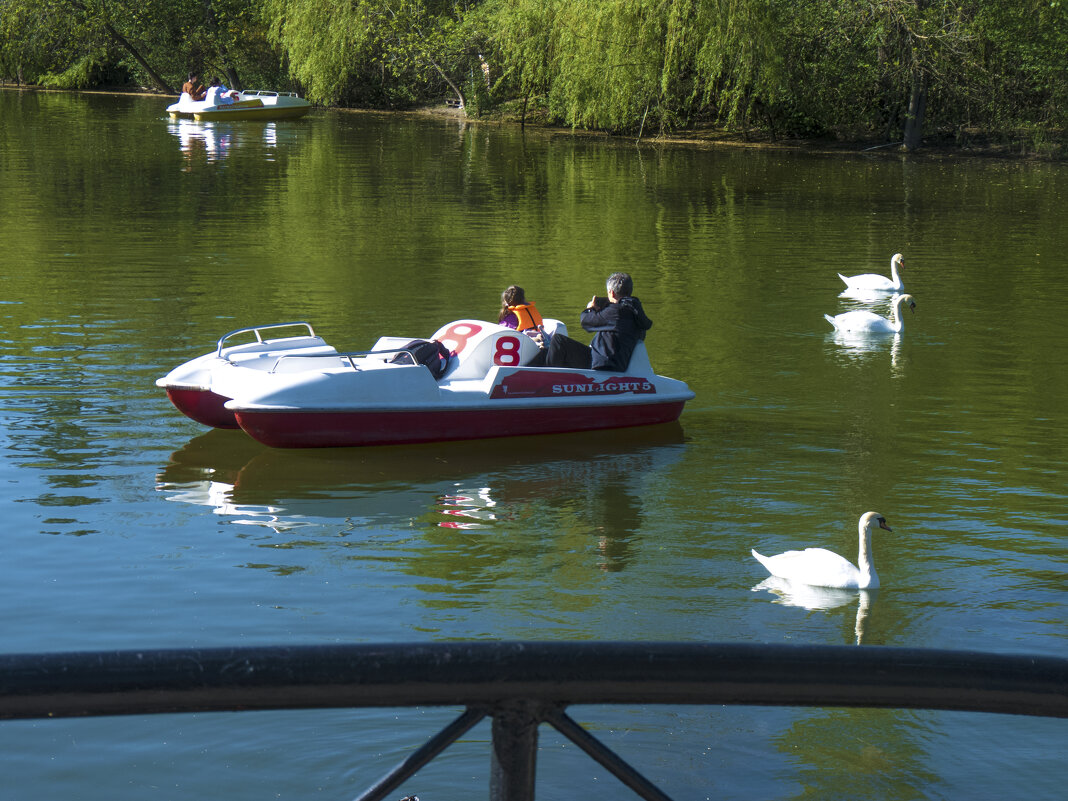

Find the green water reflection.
[{"left": 1, "top": 88, "right": 1065, "bottom": 800}]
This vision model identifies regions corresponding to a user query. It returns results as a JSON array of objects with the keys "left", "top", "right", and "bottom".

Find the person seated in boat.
[
  {"left": 218, "top": 78, "right": 241, "bottom": 100},
  {"left": 181, "top": 72, "right": 206, "bottom": 102},
  {"left": 538, "top": 272, "right": 652, "bottom": 371},
  {"left": 204, "top": 77, "right": 236, "bottom": 105},
  {"left": 498, "top": 285, "right": 548, "bottom": 347}
]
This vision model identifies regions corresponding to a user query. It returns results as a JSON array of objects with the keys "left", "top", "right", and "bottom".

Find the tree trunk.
[
  {"left": 222, "top": 63, "right": 242, "bottom": 92},
  {"left": 903, "top": 70, "right": 927, "bottom": 152},
  {"left": 426, "top": 52, "right": 465, "bottom": 112},
  {"left": 102, "top": 19, "right": 174, "bottom": 93},
  {"left": 65, "top": 0, "right": 173, "bottom": 93},
  {"left": 902, "top": 0, "right": 929, "bottom": 152}
]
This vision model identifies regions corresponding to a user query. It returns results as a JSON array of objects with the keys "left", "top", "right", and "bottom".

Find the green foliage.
[
  {"left": 1, "top": 0, "right": 286, "bottom": 92},
  {"left": 263, "top": 0, "right": 482, "bottom": 106},
  {"left": 3, "top": 0, "right": 1065, "bottom": 152},
  {"left": 262, "top": 0, "right": 373, "bottom": 103},
  {"left": 38, "top": 51, "right": 130, "bottom": 88}
]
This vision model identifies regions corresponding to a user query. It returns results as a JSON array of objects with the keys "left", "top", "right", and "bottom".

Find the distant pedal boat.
[
  {"left": 166, "top": 90, "right": 311, "bottom": 121},
  {"left": 157, "top": 319, "right": 695, "bottom": 448}
]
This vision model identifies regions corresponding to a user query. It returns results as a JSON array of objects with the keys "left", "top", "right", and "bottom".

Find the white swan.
[
  {"left": 824, "top": 293, "right": 916, "bottom": 333},
  {"left": 838, "top": 253, "right": 905, "bottom": 292},
  {"left": 751, "top": 511, "right": 892, "bottom": 589}
]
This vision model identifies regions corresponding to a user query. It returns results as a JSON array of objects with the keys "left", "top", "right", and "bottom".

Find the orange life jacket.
[{"left": 507, "top": 302, "right": 544, "bottom": 332}]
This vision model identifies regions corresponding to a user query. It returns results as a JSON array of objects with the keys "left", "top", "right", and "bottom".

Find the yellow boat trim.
[{"left": 192, "top": 101, "right": 310, "bottom": 122}]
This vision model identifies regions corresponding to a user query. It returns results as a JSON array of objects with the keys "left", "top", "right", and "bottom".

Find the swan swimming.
[
  {"left": 751, "top": 511, "right": 892, "bottom": 589},
  {"left": 824, "top": 293, "right": 916, "bottom": 333},
  {"left": 838, "top": 253, "right": 905, "bottom": 292}
]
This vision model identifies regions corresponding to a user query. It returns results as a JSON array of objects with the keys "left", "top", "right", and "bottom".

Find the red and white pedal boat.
[{"left": 157, "top": 319, "right": 694, "bottom": 448}]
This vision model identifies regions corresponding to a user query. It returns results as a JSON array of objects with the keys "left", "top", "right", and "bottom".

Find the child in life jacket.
[{"left": 498, "top": 285, "right": 548, "bottom": 347}]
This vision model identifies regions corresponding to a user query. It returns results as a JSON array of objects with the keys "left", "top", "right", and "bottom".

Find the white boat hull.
[
  {"left": 159, "top": 319, "right": 695, "bottom": 448},
  {"left": 166, "top": 90, "right": 311, "bottom": 121}
]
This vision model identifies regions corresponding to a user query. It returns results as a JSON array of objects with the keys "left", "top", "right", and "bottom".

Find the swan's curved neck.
[
  {"left": 889, "top": 260, "right": 900, "bottom": 282},
  {"left": 890, "top": 297, "right": 906, "bottom": 332},
  {"left": 857, "top": 521, "right": 876, "bottom": 580}
]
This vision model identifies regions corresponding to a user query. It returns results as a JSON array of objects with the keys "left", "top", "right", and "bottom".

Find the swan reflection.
[
  {"left": 752, "top": 576, "right": 874, "bottom": 644},
  {"left": 828, "top": 330, "right": 903, "bottom": 370},
  {"left": 837, "top": 286, "right": 894, "bottom": 303}
]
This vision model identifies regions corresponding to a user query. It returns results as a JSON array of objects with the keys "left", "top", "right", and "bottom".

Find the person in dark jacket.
[{"left": 540, "top": 272, "right": 652, "bottom": 371}]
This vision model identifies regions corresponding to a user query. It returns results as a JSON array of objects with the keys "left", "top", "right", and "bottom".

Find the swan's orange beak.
[{"left": 878, "top": 517, "right": 893, "bottom": 532}]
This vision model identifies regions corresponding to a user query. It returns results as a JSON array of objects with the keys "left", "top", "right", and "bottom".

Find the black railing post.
[
  {"left": 489, "top": 700, "right": 545, "bottom": 801},
  {"left": 355, "top": 707, "right": 487, "bottom": 801}
]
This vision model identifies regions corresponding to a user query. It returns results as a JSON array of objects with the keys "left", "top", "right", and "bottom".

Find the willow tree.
[
  {"left": 678, "top": 0, "right": 784, "bottom": 131},
  {"left": 261, "top": 0, "right": 374, "bottom": 103},
  {"left": 475, "top": 0, "right": 553, "bottom": 123},
  {"left": 484, "top": 0, "right": 785, "bottom": 135},
  {"left": 263, "top": 0, "right": 482, "bottom": 107},
  {"left": 545, "top": 0, "right": 667, "bottom": 132}
]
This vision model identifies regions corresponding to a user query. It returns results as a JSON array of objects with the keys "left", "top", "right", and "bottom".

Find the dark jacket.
[{"left": 580, "top": 296, "right": 653, "bottom": 371}]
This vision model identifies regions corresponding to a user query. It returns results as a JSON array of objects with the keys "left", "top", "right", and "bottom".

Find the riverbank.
[
  {"left": 415, "top": 99, "right": 1063, "bottom": 161},
  {"left": 5, "top": 84, "right": 1061, "bottom": 161}
]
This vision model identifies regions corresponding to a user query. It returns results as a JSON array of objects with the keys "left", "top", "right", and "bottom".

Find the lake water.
[{"left": 1, "top": 89, "right": 1065, "bottom": 800}]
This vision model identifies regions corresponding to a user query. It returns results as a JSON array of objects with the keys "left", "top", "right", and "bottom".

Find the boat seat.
[
  {"left": 432, "top": 320, "right": 542, "bottom": 380},
  {"left": 625, "top": 341, "right": 652, "bottom": 373},
  {"left": 541, "top": 318, "right": 568, "bottom": 340}
]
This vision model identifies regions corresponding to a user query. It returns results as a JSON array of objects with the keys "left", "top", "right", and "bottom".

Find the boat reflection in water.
[
  {"left": 156, "top": 423, "right": 687, "bottom": 572},
  {"left": 167, "top": 119, "right": 302, "bottom": 168},
  {"left": 168, "top": 118, "right": 234, "bottom": 165},
  {"left": 752, "top": 576, "right": 875, "bottom": 645}
]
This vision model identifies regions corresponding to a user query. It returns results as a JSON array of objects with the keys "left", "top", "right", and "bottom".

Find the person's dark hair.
[
  {"left": 607, "top": 272, "right": 633, "bottom": 298},
  {"left": 499, "top": 285, "right": 527, "bottom": 322},
  {"left": 210, "top": 77, "right": 221, "bottom": 87},
  {"left": 188, "top": 72, "right": 198, "bottom": 82}
]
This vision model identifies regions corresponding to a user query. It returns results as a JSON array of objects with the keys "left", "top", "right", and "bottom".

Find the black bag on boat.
[{"left": 391, "top": 339, "right": 451, "bottom": 379}]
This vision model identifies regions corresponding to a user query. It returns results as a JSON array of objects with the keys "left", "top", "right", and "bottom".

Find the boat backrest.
[
  {"left": 541, "top": 318, "right": 568, "bottom": 339},
  {"left": 431, "top": 320, "right": 542, "bottom": 380},
  {"left": 270, "top": 354, "right": 347, "bottom": 373},
  {"left": 625, "top": 341, "right": 652, "bottom": 374}
]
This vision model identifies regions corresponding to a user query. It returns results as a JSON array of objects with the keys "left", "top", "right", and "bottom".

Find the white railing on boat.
[
  {"left": 215, "top": 321, "right": 317, "bottom": 357},
  {"left": 239, "top": 90, "right": 304, "bottom": 99}
]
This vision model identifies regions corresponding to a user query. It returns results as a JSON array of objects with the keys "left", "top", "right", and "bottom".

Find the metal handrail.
[
  {"left": 240, "top": 90, "right": 303, "bottom": 98},
  {"left": 2, "top": 643, "right": 1064, "bottom": 801},
  {"left": 214, "top": 321, "right": 317, "bottom": 357}
]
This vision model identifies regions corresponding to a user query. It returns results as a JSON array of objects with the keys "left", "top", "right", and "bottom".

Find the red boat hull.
[
  {"left": 165, "top": 387, "right": 240, "bottom": 429},
  {"left": 234, "top": 399, "right": 686, "bottom": 448}
]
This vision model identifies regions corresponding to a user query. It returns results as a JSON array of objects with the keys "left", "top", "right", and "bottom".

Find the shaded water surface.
[{"left": 1, "top": 89, "right": 1065, "bottom": 799}]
